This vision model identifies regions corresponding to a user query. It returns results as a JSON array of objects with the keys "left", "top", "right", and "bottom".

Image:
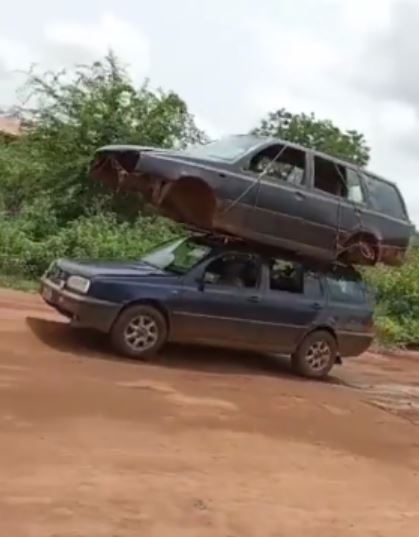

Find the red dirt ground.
[{"left": 0, "top": 289, "right": 418, "bottom": 537}]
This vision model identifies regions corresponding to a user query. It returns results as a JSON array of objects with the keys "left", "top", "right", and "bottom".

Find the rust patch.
[
  {"left": 90, "top": 155, "right": 143, "bottom": 192},
  {"left": 157, "top": 178, "right": 217, "bottom": 228},
  {"left": 379, "top": 245, "right": 406, "bottom": 266}
]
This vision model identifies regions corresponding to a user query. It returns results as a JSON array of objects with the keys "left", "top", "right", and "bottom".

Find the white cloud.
[
  {"left": 42, "top": 13, "right": 150, "bottom": 84},
  {"left": 242, "top": 0, "right": 419, "bottom": 224},
  {"left": 0, "top": 12, "right": 150, "bottom": 106}
]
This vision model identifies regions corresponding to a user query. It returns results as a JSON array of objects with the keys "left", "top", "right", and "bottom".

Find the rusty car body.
[{"left": 90, "top": 135, "right": 414, "bottom": 266}]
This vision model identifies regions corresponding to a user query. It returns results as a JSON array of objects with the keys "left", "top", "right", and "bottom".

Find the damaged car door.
[
  {"left": 233, "top": 143, "right": 311, "bottom": 254},
  {"left": 299, "top": 155, "right": 368, "bottom": 261}
]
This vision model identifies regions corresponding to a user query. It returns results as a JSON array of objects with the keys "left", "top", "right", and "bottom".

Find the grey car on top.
[{"left": 90, "top": 134, "right": 414, "bottom": 267}]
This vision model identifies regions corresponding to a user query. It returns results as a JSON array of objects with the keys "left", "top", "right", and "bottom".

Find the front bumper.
[{"left": 40, "top": 278, "right": 120, "bottom": 333}]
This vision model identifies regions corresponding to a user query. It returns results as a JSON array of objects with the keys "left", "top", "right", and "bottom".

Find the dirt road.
[{"left": 0, "top": 289, "right": 419, "bottom": 536}]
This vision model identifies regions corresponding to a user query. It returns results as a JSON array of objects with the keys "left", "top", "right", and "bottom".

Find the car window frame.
[
  {"left": 266, "top": 257, "right": 305, "bottom": 296},
  {"left": 324, "top": 270, "right": 367, "bottom": 305},
  {"left": 361, "top": 171, "right": 409, "bottom": 221},
  {"left": 303, "top": 270, "right": 324, "bottom": 300},
  {"left": 239, "top": 142, "right": 311, "bottom": 189},
  {"left": 344, "top": 166, "right": 369, "bottom": 207},
  {"left": 189, "top": 250, "right": 264, "bottom": 291},
  {"left": 309, "top": 154, "right": 369, "bottom": 207}
]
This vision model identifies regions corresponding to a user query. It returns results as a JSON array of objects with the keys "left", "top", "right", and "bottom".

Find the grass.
[{"left": 0, "top": 273, "right": 38, "bottom": 293}]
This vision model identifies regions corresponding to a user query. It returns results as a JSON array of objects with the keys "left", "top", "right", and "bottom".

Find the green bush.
[
  {"left": 0, "top": 211, "right": 180, "bottom": 278},
  {"left": 365, "top": 247, "right": 419, "bottom": 347}
]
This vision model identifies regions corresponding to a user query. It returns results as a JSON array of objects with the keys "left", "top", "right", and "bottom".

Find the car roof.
[
  {"left": 96, "top": 135, "right": 400, "bottom": 193},
  {"left": 228, "top": 134, "right": 400, "bottom": 191}
]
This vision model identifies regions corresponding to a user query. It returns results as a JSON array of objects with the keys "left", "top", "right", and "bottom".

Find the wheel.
[
  {"left": 291, "top": 330, "right": 337, "bottom": 379},
  {"left": 340, "top": 237, "right": 378, "bottom": 266},
  {"left": 111, "top": 304, "right": 167, "bottom": 359}
]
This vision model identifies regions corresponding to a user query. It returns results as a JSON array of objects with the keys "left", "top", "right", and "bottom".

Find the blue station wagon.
[{"left": 40, "top": 235, "right": 374, "bottom": 379}]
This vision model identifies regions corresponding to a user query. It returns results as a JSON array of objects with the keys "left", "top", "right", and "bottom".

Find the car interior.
[
  {"left": 249, "top": 145, "right": 306, "bottom": 185},
  {"left": 269, "top": 259, "right": 303, "bottom": 293},
  {"left": 203, "top": 254, "right": 260, "bottom": 288}
]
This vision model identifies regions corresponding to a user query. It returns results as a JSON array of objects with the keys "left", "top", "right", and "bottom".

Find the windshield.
[
  {"left": 182, "top": 135, "right": 261, "bottom": 162},
  {"left": 142, "top": 237, "right": 212, "bottom": 274}
]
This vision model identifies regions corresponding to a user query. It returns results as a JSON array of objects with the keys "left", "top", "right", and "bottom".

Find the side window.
[
  {"left": 363, "top": 173, "right": 406, "bottom": 219},
  {"left": 314, "top": 157, "right": 346, "bottom": 197},
  {"left": 269, "top": 259, "right": 303, "bottom": 293},
  {"left": 249, "top": 145, "right": 306, "bottom": 186},
  {"left": 326, "top": 274, "right": 365, "bottom": 304},
  {"left": 304, "top": 271, "right": 322, "bottom": 299},
  {"left": 346, "top": 169, "right": 365, "bottom": 204},
  {"left": 314, "top": 157, "right": 365, "bottom": 203},
  {"left": 203, "top": 253, "right": 260, "bottom": 289}
]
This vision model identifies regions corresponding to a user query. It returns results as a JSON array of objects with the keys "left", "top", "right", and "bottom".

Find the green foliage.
[
  {"left": 0, "top": 52, "right": 195, "bottom": 279},
  {"left": 0, "top": 52, "right": 206, "bottom": 222},
  {"left": 365, "top": 248, "right": 419, "bottom": 346},
  {"left": 252, "top": 108, "right": 370, "bottom": 166},
  {"left": 0, "top": 211, "right": 180, "bottom": 278}
]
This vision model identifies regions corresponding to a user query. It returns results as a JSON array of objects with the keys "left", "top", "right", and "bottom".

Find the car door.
[
  {"left": 234, "top": 144, "right": 311, "bottom": 251},
  {"left": 169, "top": 252, "right": 265, "bottom": 348},
  {"left": 337, "top": 167, "right": 368, "bottom": 245},
  {"left": 249, "top": 259, "right": 326, "bottom": 353},
  {"left": 299, "top": 154, "right": 343, "bottom": 258}
]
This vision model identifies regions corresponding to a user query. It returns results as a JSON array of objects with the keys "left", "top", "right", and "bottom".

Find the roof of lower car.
[{"left": 189, "top": 232, "right": 362, "bottom": 278}]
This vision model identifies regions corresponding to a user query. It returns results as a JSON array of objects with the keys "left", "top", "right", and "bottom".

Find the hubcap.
[
  {"left": 124, "top": 315, "right": 158, "bottom": 351},
  {"left": 305, "top": 340, "right": 332, "bottom": 371},
  {"left": 360, "top": 241, "right": 375, "bottom": 261}
]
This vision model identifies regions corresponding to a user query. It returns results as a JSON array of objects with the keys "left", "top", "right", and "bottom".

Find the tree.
[
  {"left": 0, "top": 52, "right": 206, "bottom": 222},
  {"left": 252, "top": 108, "right": 370, "bottom": 166}
]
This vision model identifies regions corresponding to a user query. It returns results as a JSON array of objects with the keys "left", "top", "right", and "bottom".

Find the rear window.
[
  {"left": 326, "top": 272, "right": 366, "bottom": 304},
  {"left": 269, "top": 259, "right": 323, "bottom": 298},
  {"left": 363, "top": 174, "right": 406, "bottom": 220},
  {"left": 269, "top": 259, "right": 303, "bottom": 293}
]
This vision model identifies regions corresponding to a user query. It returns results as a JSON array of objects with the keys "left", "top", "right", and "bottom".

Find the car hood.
[
  {"left": 89, "top": 144, "right": 220, "bottom": 189},
  {"left": 55, "top": 259, "right": 171, "bottom": 279}
]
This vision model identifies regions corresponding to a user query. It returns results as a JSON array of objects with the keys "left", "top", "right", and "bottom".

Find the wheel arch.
[
  {"left": 162, "top": 175, "right": 217, "bottom": 228},
  {"left": 298, "top": 325, "right": 338, "bottom": 351},
  {"left": 346, "top": 230, "right": 381, "bottom": 246},
  {"left": 340, "top": 230, "right": 382, "bottom": 265},
  {"left": 305, "top": 325, "right": 337, "bottom": 340},
  {"left": 113, "top": 299, "right": 171, "bottom": 333}
]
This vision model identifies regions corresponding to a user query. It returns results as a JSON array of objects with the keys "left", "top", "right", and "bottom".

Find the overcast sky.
[{"left": 1, "top": 0, "right": 419, "bottom": 224}]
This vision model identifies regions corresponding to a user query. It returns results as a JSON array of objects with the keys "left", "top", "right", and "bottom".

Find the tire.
[
  {"left": 291, "top": 330, "right": 337, "bottom": 379},
  {"left": 340, "top": 238, "right": 378, "bottom": 266},
  {"left": 111, "top": 304, "right": 168, "bottom": 359}
]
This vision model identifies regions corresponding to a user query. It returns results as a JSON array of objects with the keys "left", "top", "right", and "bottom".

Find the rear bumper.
[
  {"left": 337, "top": 331, "right": 374, "bottom": 357},
  {"left": 40, "top": 278, "right": 120, "bottom": 333}
]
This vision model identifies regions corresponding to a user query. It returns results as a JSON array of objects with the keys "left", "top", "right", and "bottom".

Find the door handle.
[
  {"left": 247, "top": 296, "right": 260, "bottom": 303},
  {"left": 295, "top": 191, "right": 306, "bottom": 200},
  {"left": 311, "top": 302, "right": 322, "bottom": 310}
]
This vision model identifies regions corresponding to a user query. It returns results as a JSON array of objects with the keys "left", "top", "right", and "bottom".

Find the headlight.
[{"left": 67, "top": 275, "right": 91, "bottom": 294}]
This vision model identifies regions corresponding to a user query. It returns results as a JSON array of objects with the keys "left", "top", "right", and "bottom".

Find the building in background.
[{"left": 0, "top": 115, "right": 23, "bottom": 141}]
